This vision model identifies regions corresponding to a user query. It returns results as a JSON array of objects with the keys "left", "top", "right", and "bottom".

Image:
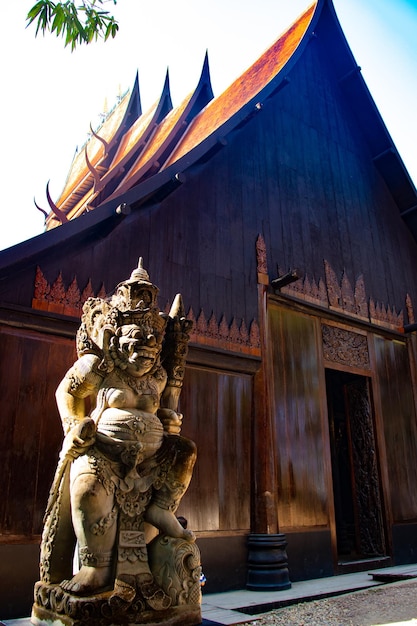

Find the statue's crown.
[
  {"left": 111, "top": 257, "right": 159, "bottom": 313},
  {"left": 77, "top": 258, "right": 169, "bottom": 358}
]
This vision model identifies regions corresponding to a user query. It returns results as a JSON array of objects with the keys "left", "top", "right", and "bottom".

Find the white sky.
[{"left": 1, "top": 0, "right": 416, "bottom": 251}]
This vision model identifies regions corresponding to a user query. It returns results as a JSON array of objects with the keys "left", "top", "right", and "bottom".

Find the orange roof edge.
[{"left": 166, "top": 0, "right": 319, "bottom": 167}]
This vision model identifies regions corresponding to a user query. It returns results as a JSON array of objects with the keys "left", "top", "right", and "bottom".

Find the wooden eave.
[
  {"left": 100, "top": 0, "right": 417, "bottom": 241},
  {"left": 88, "top": 2, "right": 319, "bottom": 213},
  {"left": 105, "top": 93, "right": 194, "bottom": 200},
  {"left": 87, "top": 72, "right": 176, "bottom": 210},
  {"left": 54, "top": 95, "right": 130, "bottom": 204},
  {"left": 42, "top": 7, "right": 314, "bottom": 230},
  {"left": 165, "top": 3, "right": 317, "bottom": 168}
]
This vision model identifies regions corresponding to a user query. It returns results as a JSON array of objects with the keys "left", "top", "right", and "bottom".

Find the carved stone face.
[{"left": 117, "top": 324, "right": 160, "bottom": 377}]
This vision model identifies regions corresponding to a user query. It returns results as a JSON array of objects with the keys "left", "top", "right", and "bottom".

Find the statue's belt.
[
  {"left": 94, "top": 432, "right": 138, "bottom": 458},
  {"left": 94, "top": 432, "right": 162, "bottom": 468}
]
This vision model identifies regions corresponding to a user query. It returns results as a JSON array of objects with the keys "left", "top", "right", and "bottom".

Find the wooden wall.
[
  {"left": 0, "top": 326, "right": 75, "bottom": 541},
  {"left": 268, "top": 300, "right": 417, "bottom": 539},
  {"left": 0, "top": 324, "right": 253, "bottom": 541},
  {"left": 177, "top": 366, "right": 252, "bottom": 534},
  {"left": 268, "top": 304, "right": 330, "bottom": 530},
  {"left": 372, "top": 335, "right": 417, "bottom": 522}
]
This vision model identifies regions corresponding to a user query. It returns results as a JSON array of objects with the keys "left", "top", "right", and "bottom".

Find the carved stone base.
[
  {"left": 31, "top": 601, "right": 202, "bottom": 626},
  {"left": 32, "top": 537, "right": 202, "bottom": 626},
  {"left": 246, "top": 533, "right": 291, "bottom": 591}
]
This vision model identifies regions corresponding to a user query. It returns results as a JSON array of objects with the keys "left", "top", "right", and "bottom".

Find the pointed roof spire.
[
  {"left": 118, "top": 71, "right": 142, "bottom": 131},
  {"left": 183, "top": 50, "right": 214, "bottom": 123},
  {"left": 201, "top": 50, "right": 211, "bottom": 84},
  {"left": 158, "top": 69, "right": 173, "bottom": 120}
]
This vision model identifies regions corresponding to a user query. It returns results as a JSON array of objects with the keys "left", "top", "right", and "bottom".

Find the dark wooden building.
[{"left": 2, "top": 0, "right": 417, "bottom": 617}]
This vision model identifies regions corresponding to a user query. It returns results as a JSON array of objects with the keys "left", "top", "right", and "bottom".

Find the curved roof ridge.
[
  {"left": 46, "top": 72, "right": 172, "bottom": 227},
  {"left": 76, "top": 74, "right": 176, "bottom": 214},
  {"left": 104, "top": 54, "right": 214, "bottom": 201},
  {"left": 165, "top": 1, "right": 318, "bottom": 167},
  {"left": 46, "top": 88, "right": 134, "bottom": 228}
]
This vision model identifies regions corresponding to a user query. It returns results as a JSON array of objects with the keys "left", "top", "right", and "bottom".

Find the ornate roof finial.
[
  {"left": 89, "top": 123, "right": 110, "bottom": 156},
  {"left": 46, "top": 181, "right": 69, "bottom": 224},
  {"left": 85, "top": 145, "right": 103, "bottom": 192},
  {"left": 34, "top": 198, "right": 48, "bottom": 221}
]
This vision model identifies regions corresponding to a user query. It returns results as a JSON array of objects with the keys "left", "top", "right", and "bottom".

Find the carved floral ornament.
[
  {"left": 32, "top": 266, "right": 260, "bottom": 356},
  {"left": 256, "top": 234, "right": 412, "bottom": 332},
  {"left": 322, "top": 324, "right": 370, "bottom": 369}
]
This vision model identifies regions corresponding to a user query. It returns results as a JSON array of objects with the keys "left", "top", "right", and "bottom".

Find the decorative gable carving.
[
  {"left": 322, "top": 324, "right": 370, "bottom": 369},
  {"left": 276, "top": 258, "right": 406, "bottom": 331},
  {"left": 32, "top": 266, "right": 260, "bottom": 356},
  {"left": 32, "top": 266, "right": 106, "bottom": 317}
]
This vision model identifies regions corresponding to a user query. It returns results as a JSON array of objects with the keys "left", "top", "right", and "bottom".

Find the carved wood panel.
[
  {"left": 345, "top": 379, "right": 385, "bottom": 556},
  {"left": 322, "top": 324, "right": 370, "bottom": 370}
]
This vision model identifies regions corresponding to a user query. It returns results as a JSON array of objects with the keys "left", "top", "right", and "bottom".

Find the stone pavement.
[
  {"left": 3, "top": 564, "right": 417, "bottom": 626},
  {"left": 200, "top": 565, "right": 417, "bottom": 625}
]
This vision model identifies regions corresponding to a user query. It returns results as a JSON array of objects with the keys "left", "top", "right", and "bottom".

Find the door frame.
[
  {"left": 317, "top": 318, "right": 393, "bottom": 571},
  {"left": 325, "top": 368, "right": 386, "bottom": 562}
]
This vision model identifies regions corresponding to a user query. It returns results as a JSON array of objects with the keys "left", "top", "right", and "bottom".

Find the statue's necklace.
[{"left": 116, "top": 368, "right": 160, "bottom": 397}]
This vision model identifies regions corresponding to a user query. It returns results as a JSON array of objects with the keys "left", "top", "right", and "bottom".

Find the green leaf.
[
  {"left": 26, "top": 1, "right": 48, "bottom": 22},
  {"left": 26, "top": 0, "right": 119, "bottom": 49}
]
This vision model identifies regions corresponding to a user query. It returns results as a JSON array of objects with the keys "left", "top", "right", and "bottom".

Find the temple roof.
[
  {"left": 48, "top": 75, "right": 142, "bottom": 226},
  {"left": 7, "top": 0, "right": 417, "bottom": 255},
  {"left": 43, "top": 3, "right": 316, "bottom": 230}
]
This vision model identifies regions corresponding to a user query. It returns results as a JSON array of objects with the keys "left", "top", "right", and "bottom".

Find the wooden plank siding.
[
  {"left": 372, "top": 334, "right": 417, "bottom": 522},
  {"left": 176, "top": 366, "right": 252, "bottom": 534},
  {"left": 0, "top": 328, "right": 253, "bottom": 540},
  {"left": 0, "top": 327, "right": 75, "bottom": 541},
  {"left": 268, "top": 304, "right": 330, "bottom": 530}
]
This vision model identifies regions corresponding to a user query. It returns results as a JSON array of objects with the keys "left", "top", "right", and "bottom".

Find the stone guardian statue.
[{"left": 31, "top": 259, "right": 202, "bottom": 626}]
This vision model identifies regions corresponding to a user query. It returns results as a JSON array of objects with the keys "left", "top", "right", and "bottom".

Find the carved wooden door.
[{"left": 327, "top": 371, "right": 386, "bottom": 560}]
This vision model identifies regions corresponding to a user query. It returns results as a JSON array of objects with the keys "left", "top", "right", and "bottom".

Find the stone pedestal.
[
  {"left": 246, "top": 533, "right": 291, "bottom": 591},
  {"left": 31, "top": 601, "right": 201, "bottom": 626},
  {"left": 31, "top": 537, "right": 202, "bottom": 626}
]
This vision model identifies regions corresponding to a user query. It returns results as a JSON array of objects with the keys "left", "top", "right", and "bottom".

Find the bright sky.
[{"left": 1, "top": 0, "right": 416, "bottom": 251}]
